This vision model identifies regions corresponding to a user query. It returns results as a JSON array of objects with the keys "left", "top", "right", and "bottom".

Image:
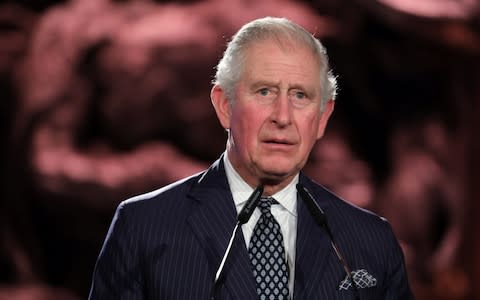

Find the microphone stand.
[
  {"left": 211, "top": 185, "right": 263, "bottom": 300},
  {"left": 297, "top": 183, "right": 360, "bottom": 300}
]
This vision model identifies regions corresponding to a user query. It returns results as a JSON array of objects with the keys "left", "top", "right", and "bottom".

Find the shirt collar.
[{"left": 223, "top": 152, "right": 298, "bottom": 217}]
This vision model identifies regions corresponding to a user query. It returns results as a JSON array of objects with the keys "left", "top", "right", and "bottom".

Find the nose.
[{"left": 271, "top": 94, "right": 293, "bottom": 127}]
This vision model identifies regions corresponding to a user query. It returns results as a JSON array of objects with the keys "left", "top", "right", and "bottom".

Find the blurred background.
[{"left": 0, "top": 0, "right": 479, "bottom": 299}]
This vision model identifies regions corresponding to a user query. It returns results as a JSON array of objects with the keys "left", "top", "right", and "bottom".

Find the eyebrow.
[
  {"left": 249, "top": 80, "right": 280, "bottom": 90},
  {"left": 248, "top": 79, "right": 318, "bottom": 98},
  {"left": 288, "top": 84, "right": 317, "bottom": 97}
]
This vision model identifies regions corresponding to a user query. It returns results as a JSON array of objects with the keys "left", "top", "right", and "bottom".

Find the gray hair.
[{"left": 213, "top": 17, "right": 337, "bottom": 110}]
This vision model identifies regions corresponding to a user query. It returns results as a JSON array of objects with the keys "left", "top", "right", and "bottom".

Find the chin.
[{"left": 258, "top": 166, "right": 296, "bottom": 182}]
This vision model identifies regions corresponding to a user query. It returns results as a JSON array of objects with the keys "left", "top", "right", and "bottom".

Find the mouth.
[{"left": 263, "top": 139, "right": 294, "bottom": 146}]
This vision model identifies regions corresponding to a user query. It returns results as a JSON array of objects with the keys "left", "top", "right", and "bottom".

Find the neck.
[
  {"left": 258, "top": 176, "right": 296, "bottom": 196},
  {"left": 224, "top": 148, "right": 299, "bottom": 196}
]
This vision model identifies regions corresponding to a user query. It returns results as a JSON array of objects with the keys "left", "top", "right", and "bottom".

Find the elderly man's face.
[{"left": 212, "top": 38, "right": 334, "bottom": 189}]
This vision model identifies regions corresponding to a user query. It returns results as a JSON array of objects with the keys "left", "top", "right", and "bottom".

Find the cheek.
[
  {"left": 230, "top": 108, "right": 259, "bottom": 149},
  {"left": 300, "top": 114, "right": 322, "bottom": 144},
  {"left": 234, "top": 105, "right": 266, "bottom": 133}
]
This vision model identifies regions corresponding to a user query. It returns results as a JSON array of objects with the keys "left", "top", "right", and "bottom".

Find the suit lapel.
[
  {"left": 186, "top": 162, "right": 340, "bottom": 298},
  {"left": 294, "top": 175, "right": 335, "bottom": 299},
  {"left": 186, "top": 158, "right": 257, "bottom": 299}
]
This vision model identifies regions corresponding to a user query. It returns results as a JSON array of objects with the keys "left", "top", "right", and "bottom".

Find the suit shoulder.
[
  {"left": 331, "top": 190, "right": 389, "bottom": 228},
  {"left": 301, "top": 177, "right": 389, "bottom": 229},
  {"left": 329, "top": 191, "right": 385, "bottom": 223},
  {"left": 118, "top": 171, "right": 203, "bottom": 212}
]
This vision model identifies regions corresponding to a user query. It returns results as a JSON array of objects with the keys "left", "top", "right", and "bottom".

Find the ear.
[
  {"left": 211, "top": 85, "right": 232, "bottom": 130},
  {"left": 316, "top": 99, "right": 335, "bottom": 139}
]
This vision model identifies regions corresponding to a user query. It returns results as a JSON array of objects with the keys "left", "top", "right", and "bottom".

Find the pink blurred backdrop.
[{"left": 1, "top": 0, "right": 479, "bottom": 299}]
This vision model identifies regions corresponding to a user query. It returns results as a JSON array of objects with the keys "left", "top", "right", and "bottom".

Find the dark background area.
[{"left": 1, "top": 0, "right": 479, "bottom": 299}]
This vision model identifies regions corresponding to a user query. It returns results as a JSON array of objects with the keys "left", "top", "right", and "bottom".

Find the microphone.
[
  {"left": 237, "top": 185, "right": 264, "bottom": 225},
  {"left": 296, "top": 183, "right": 360, "bottom": 300},
  {"left": 211, "top": 185, "right": 264, "bottom": 299}
]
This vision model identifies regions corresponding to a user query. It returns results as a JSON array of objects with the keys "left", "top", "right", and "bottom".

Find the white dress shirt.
[{"left": 223, "top": 152, "right": 298, "bottom": 298}]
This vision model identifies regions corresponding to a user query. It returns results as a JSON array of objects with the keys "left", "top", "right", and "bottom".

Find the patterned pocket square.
[{"left": 338, "top": 269, "right": 377, "bottom": 290}]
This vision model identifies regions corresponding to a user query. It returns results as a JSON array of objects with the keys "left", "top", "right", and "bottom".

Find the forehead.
[{"left": 241, "top": 38, "right": 321, "bottom": 87}]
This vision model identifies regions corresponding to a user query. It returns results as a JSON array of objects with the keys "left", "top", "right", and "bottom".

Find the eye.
[
  {"left": 254, "top": 87, "right": 277, "bottom": 104},
  {"left": 294, "top": 91, "right": 306, "bottom": 99},
  {"left": 258, "top": 87, "right": 270, "bottom": 96},
  {"left": 290, "top": 89, "right": 308, "bottom": 101},
  {"left": 289, "top": 89, "right": 313, "bottom": 108}
]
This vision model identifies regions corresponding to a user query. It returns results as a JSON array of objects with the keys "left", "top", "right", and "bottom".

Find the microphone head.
[
  {"left": 296, "top": 183, "right": 327, "bottom": 227},
  {"left": 237, "top": 185, "right": 264, "bottom": 224}
]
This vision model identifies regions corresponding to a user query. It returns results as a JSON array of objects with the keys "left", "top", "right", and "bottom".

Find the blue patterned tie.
[{"left": 248, "top": 197, "right": 289, "bottom": 300}]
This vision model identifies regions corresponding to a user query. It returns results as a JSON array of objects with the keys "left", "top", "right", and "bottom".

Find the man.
[{"left": 89, "top": 17, "right": 413, "bottom": 299}]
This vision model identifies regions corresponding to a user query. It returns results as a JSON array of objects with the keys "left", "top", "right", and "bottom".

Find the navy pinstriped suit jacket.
[{"left": 89, "top": 157, "right": 413, "bottom": 299}]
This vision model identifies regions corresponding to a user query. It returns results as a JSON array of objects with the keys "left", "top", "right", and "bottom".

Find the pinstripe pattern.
[{"left": 89, "top": 157, "right": 413, "bottom": 299}]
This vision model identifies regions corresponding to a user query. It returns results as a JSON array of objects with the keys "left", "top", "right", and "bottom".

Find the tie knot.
[{"left": 258, "top": 197, "right": 277, "bottom": 214}]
